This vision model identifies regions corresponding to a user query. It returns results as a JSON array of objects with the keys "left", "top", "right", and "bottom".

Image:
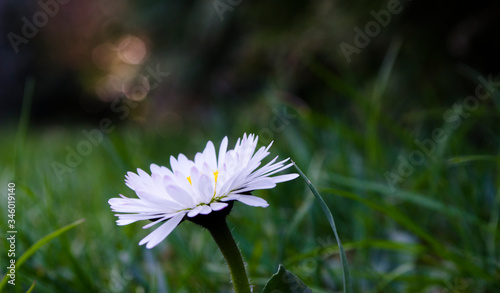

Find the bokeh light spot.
[{"left": 117, "top": 35, "right": 148, "bottom": 65}]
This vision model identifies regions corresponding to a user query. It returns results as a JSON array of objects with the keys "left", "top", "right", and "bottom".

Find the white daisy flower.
[{"left": 109, "top": 133, "right": 298, "bottom": 248}]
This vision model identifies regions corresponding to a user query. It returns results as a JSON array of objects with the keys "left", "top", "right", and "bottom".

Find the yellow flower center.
[
  {"left": 213, "top": 170, "right": 219, "bottom": 196},
  {"left": 213, "top": 170, "right": 219, "bottom": 184}
]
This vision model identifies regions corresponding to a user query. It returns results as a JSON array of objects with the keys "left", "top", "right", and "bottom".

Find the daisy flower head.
[{"left": 109, "top": 133, "right": 298, "bottom": 248}]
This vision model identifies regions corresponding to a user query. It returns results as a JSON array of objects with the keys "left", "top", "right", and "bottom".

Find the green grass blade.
[
  {"left": 278, "top": 153, "right": 325, "bottom": 261},
  {"left": 292, "top": 161, "right": 352, "bottom": 293},
  {"left": 0, "top": 219, "right": 86, "bottom": 290},
  {"left": 26, "top": 281, "right": 36, "bottom": 293},
  {"left": 14, "top": 77, "right": 35, "bottom": 175}
]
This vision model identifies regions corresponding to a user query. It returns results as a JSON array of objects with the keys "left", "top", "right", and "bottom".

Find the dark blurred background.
[{"left": 1, "top": 0, "right": 499, "bottom": 127}]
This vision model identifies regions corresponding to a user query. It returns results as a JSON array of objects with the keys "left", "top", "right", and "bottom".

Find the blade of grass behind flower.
[
  {"left": 0, "top": 219, "right": 86, "bottom": 290},
  {"left": 292, "top": 161, "right": 352, "bottom": 293},
  {"left": 278, "top": 152, "right": 325, "bottom": 261}
]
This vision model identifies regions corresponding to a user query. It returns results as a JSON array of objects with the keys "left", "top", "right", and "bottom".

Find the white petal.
[
  {"left": 135, "top": 189, "right": 177, "bottom": 206},
  {"left": 218, "top": 136, "right": 228, "bottom": 169},
  {"left": 270, "top": 173, "right": 299, "bottom": 183},
  {"left": 109, "top": 197, "right": 172, "bottom": 213},
  {"left": 198, "top": 174, "right": 214, "bottom": 203},
  {"left": 177, "top": 153, "right": 194, "bottom": 174},
  {"left": 246, "top": 156, "right": 280, "bottom": 180},
  {"left": 117, "top": 219, "right": 140, "bottom": 225},
  {"left": 141, "top": 215, "right": 169, "bottom": 229},
  {"left": 169, "top": 155, "right": 179, "bottom": 172},
  {"left": 137, "top": 168, "right": 150, "bottom": 180},
  {"left": 217, "top": 179, "right": 234, "bottom": 198},
  {"left": 223, "top": 150, "right": 238, "bottom": 173},
  {"left": 116, "top": 213, "right": 161, "bottom": 225},
  {"left": 210, "top": 202, "right": 228, "bottom": 211},
  {"left": 139, "top": 213, "right": 185, "bottom": 249},
  {"left": 150, "top": 163, "right": 162, "bottom": 174},
  {"left": 199, "top": 205, "right": 212, "bottom": 215},
  {"left": 221, "top": 194, "right": 240, "bottom": 201},
  {"left": 142, "top": 212, "right": 183, "bottom": 229},
  {"left": 236, "top": 178, "right": 276, "bottom": 193},
  {"left": 203, "top": 141, "right": 217, "bottom": 171},
  {"left": 236, "top": 195, "right": 269, "bottom": 207},
  {"left": 177, "top": 153, "right": 190, "bottom": 165},
  {"left": 260, "top": 161, "right": 295, "bottom": 178},
  {"left": 165, "top": 185, "right": 195, "bottom": 207},
  {"left": 174, "top": 169, "right": 196, "bottom": 192},
  {"left": 194, "top": 152, "right": 204, "bottom": 166},
  {"left": 125, "top": 172, "right": 143, "bottom": 190},
  {"left": 187, "top": 206, "right": 203, "bottom": 217},
  {"left": 201, "top": 163, "right": 213, "bottom": 177}
]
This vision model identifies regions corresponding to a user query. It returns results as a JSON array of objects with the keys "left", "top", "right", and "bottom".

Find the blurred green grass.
[{"left": 1, "top": 65, "right": 500, "bottom": 292}]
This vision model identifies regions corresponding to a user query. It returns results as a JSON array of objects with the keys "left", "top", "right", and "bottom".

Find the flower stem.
[{"left": 205, "top": 218, "right": 252, "bottom": 293}]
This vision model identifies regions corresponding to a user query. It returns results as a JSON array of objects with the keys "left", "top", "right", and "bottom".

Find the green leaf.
[
  {"left": 263, "top": 264, "right": 312, "bottom": 293},
  {"left": 293, "top": 162, "right": 353, "bottom": 293},
  {"left": 0, "top": 219, "right": 86, "bottom": 291}
]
